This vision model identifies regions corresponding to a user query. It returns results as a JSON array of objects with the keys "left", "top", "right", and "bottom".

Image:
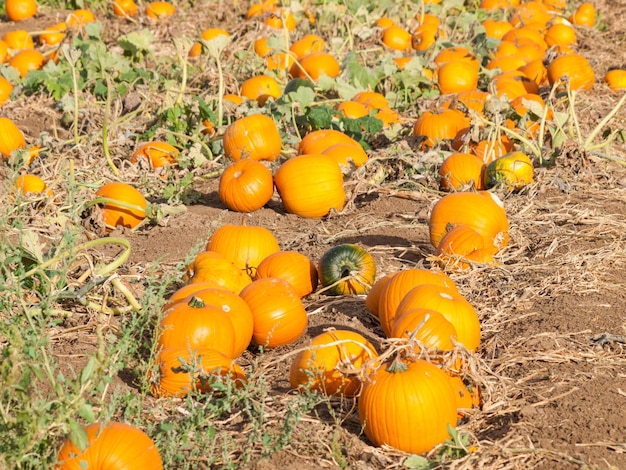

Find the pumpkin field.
[{"left": 1, "top": 0, "right": 626, "bottom": 467}]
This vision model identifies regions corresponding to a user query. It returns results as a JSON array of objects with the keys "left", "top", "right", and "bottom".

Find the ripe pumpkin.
[
  {"left": 290, "top": 329, "right": 378, "bottom": 396},
  {"left": 274, "top": 154, "right": 345, "bottom": 218},
  {"left": 390, "top": 308, "right": 458, "bottom": 352},
  {"left": 435, "top": 225, "right": 497, "bottom": 270},
  {"left": 437, "top": 60, "right": 480, "bottom": 94},
  {"left": 145, "top": 1, "right": 175, "bottom": 20},
  {"left": 377, "top": 268, "right": 458, "bottom": 336},
  {"left": 206, "top": 223, "right": 280, "bottom": 277},
  {"left": 0, "top": 76, "right": 12, "bottom": 105},
  {"left": 9, "top": 49, "right": 44, "bottom": 77},
  {"left": 218, "top": 159, "right": 274, "bottom": 213},
  {"left": 322, "top": 143, "right": 369, "bottom": 169},
  {"left": 255, "top": 251, "right": 319, "bottom": 297},
  {"left": 239, "top": 277, "right": 308, "bottom": 348},
  {"left": 429, "top": 191, "right": 509, "bottom": 250},
  {"left": 95, "top": 182, "right": 147, "bottom": 231},
  {"left": 164, "top": 282, "right": 226, "bottom": 310},
  {"left": 544, "top": 23, "right": 576, "bottom": 48},
  {"left": 605, "top": 69, "right": 626, "bottom": 91},
  {"left": 395, "top": 284, "right": 481, "bottom": 352},
  {"left": 66, "top": 9, "right": 96, "bottom": 29},
  {"left": 364, "top": 272, "right": 395, "bottom": 318},
  {"left": 131, "top": 141, "right": 179, "bottom": 169},
  {"left": 0, "top": 117, "right": 26, "bottom": 158},
  {"left": 439, "top": 152, "right": 485, "bottom": 191},
  {"left": 335, "top": 100, "right": 369, "bottom": 119},
  {"left": 290, "top": 52, "right": 340, "bottom": 81},
  {"left": 482, "top": 19, "right": 513, "bottom": 40},
  {"left": 297, "top": 129, "right": 361, "bottom": 155},
  {"left": 411, "top": 23, "right": 439, "bottom": 51},
  {"left": 568, "top": 2, "right": 596, "bottom": 26},
  {"left": 223, "top": 114, "right": 282, "bottom": 162},
  {"left": 484, "top": 151, "right": 534, "bottom": 191},
  {"left": 150, "top": 347, "right": 246, "bottom": 398},
  {"left": 290, "top": 34, "right": 325, "bottom": 59},
  {"left": 2, "top": 29, "right": 34, "bottom": 50},
  {"left": 5, "top": 0, "right": 37, "bottom": 21},
  {"left": 157, "top": 296, "right": 237, "bottom": 357},
  {"left": 263, "top": 8, "right": 297, "bottom": 31},
  {"left": 547, "top": 53, "right": 595, "bottom": 91},
  {"left": 39, "top": 22, "right": 66, "bottom": 46},
  {"left": 448, "top": 374, "right": 481, "bottom": 416},
  {"left": 15, "top": 174, "right": 52, "bottom": 196},
  {"left": 413, "top": 108, "right": 470, "bottom": 150},
  {"left": 318, "top": 244, "right": 376, "bottom": 296},
  {"left": 112, "top": 0, "right": 138, "bottom": 17},
  {"left": 358, "top": 358, "right": 458, "bottom": 454},
  {"left": 240, "top": 75, "right": 281, "bottom": 106},
  {"left": 55, "top": 421, "right": 163, "bottom": 470},
  {"left": 186, "top": 251, "right": 252, "bottom": 294},
  {"left": 381, "top": 24, "right": 412, "bottom": 52}
]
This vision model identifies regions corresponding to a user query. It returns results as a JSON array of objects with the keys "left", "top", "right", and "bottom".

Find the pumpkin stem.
[
  {"left": 188, "top": 296, "right": 206, "bottom": 308},
  {"left": 386, "top": 358, "right": 408, "bottom": 374}
]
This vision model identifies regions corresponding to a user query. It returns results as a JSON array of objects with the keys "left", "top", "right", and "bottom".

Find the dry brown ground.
[{"left": 2, "top": 0, "right": 626, "bottom": 468}]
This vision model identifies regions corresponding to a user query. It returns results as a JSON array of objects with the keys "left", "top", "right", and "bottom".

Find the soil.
[{"left": 2, "top": 0, "right": 626, "bottom": 468}]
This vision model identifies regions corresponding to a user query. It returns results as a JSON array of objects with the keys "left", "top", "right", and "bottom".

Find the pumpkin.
[
  {"left": 492, "top": 71, "right": 539, "bottom": 100},
  {"left": 358, "top": 358, "right": 458, "bottom": 454},
  {"left": 544, "top": 23, "right": 577, "bottom": 48},
  {"left": 290, "top": 34, "right": 325, "bottom": 59},
  {"left": 519, "top": 59, "right": 548, "bottom": 86},
  {"left": 434, "top": 46, "right": 477, "bottom": 67},
  {"left": 435, "top": 225, "right": 497, "bottom": 270},
  {"left": 2, "top": 29, "right": 34, "bottom": 50},
  {"left": 218, "top": 159, "right": 274, "bottom": 213},
  {"left": 318, "top": 244, "right": 376, "bottom": 296},
  {"left": 471, "top": 135, "right": 516, "bottom": 163},
  {"left": 335, "top": 101, "right": 369, "bottom": 119},
  {"left": 0, "top": 76, "right": 12, "bottom": 105},
  {"left": 112, "top": 0, "right": 138, "bottom": 17},
  {"left": 429, "top": 191, "right": 509, "bottom": 250},
  {"left": 206, "top": 223, "right": 280, "bottom": 278},
  {"left": 15, "top": 174, "right": 52, "bottom": 196},
  {"left": 186, "top": 251, "right": 252, "bottom": 293},
  {"left": 0, "top": 40, "right": 9, "bottom": 63},
  {"left": 486, "top": 54, "right": 528, "bottom": 73},
  {"left": 290, "top": 52, "right": 340, "bottom": 81},
  {"left": 413, "top": 108, "right": 470, "bottom": 150},
  {"left": 381, "top": 24, "right": 412, "bottom": 52},
  {"left": 131, "top": 141, "right": 179, "bottom": 170},
  {"left": 9, "top": 49, "right": 44, "bottom": 77},
  {"left": 255, "top": 251, "right": 319, "bottom": 297},
  {"left": 482, "top": 19, "right": 513, "bottom": 40},
  {"left": 365, "top": 272, "right": 395, "bottom": 318},
  {"left": 437, "top": 60, "right": 480, "bottom": 94},
  {"left": 149, "top": 347, "right": 247, "bottom": 398},
  {"left": 439, "top": 152, "right": 485, "bottom": 191},
  {"left": 274, "top": 154, "right": 345, "bottom": 218},
  {"left": 442, "top": 90, "right": 491, "bottom": 116},
  {"left": 55, "top": 421, "right": 163, "bottom": 470},
  {"left": 375, "top": 17, "right": 396, "bottom": 29},
  {"left": 240, "top": 75, "right": 282, "bottom": 106},
  {"left": 321, "top": 143, "right": 369, "bottom": 169},
  {"left": 547, "top": 54, "right": 595, "bottom": 91},
  {"left": 157, "top": 296, "right": 237, "bottom": 357},
  {"left": 297, "top": 129, "right": 361, "bottom": 155},
  {"left": 145, "top": 1, "right": 175, "bottom": 20},
  {"left": 605, "top": 69, "right": 626, "bottom": 91},
  {"left": 246, "top": 0, "right": 277, "bottom": 19},
  {"left": 239, "top": 277, "right": 308, "bottom": 348},
  {"left": 164, "top": 282, "right": 226, "bottom": 310},
  {"left": 395, "top": 284, "right": 481, "bottom": 352},
  {"left": 377, "top": 268, "right": 458, "bottom": 336},
  {"left": 95, "top": 182, "right": 147, "bottom": 231},
  {"left": 352, "top": 90, "right": 389, "bottom": 110},
  {"left": 168, "top": 287, "right": 254, "bottom": 357},
  {"left": 223, "top": 114, "right": 282, "bottom": 162},
  {"left": 39, "top": 22, "right": 67, "bottom": 46},
  {"left": 264, "top": 8, "right": 297, "bottom": 31},
  {"left": 290, "top": 329, "right": 378, "bottom": 396},
  {"left": 66, "top": 9, "right": 96, "bottom": 29},
  {"left": 508, "top": 2, "right": 551, "bottom": 28},
  {"left": 484, "top": 151, "right": 534, "bottom": 191},
  {"left": 411, "top": 23, "right": 439, "bottom": 51},
  {"left": 0, "top": 117, "right": 26, "bottom": 159},
  {"left": 568, "top": 2, "right": 596, "bottom": 26},
  {"left": 390, "top": 308, "right": 457, "bottom": 352},
  {"left": 448, "top": 374, "right": 481, "bottom": 416},
  {"left": 5, "top": 0, "right": 37, "bottom": 21}
]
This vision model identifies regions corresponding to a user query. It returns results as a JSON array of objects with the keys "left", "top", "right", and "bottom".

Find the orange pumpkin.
[
  {"left": 239, "top": 277, "right": 308, "bottom": 348},
  {"left": 365, "top": 272, "right": 395, "bottom": 318},
  {"left": 290, "top": 329, "right": 378, "bottom": 396},
  {"left": 290, "top": 34, "right": 325, "bottom": 59},
  {"left": 290, "top": 52, "right": 340, "bottom": 81},
  {"left": 131, "top": 141, "right": 179, "bottom": 169},
  {"left": 439, "top": 152, "right": 485, "bottom": 191},
  {"left": 568, "top": 2, "right": 596, "bottom": 27},
  {"left": 222, "top": 114, "right": 282, "bottom": 162},
  {"left": 382, "top": 24, "right": 412, "bottom": 52},
  {"left": 150, "top": 347, "right": 247, "bottom": 398},
  {"left": 145, "top": 1, "right": 175, "bottom": 20},
  {"left": 206, "top": 223, "right": 280, "bottom": 278},
  {"left": 240, "top": 75, "right": 281, "bottom": 105},
  {"left": 9, "top": 49, "right": 44, "bottom": 77},
  {"left": 157, "top": 296, "right": 237, "bottom": 357},
  {"left": 218, "top": 159, "right": 274, "bottom": 213},
  {"left": 185, "top": 251, "right": 252, "bottom": 293},
  {"left": 2, "top": 29, "right": 34, "bottom": 50},
  {"left": 411, "top": 23, "right": 439, "bottom": 51},
  {"left": 395, "top": 284, "right": 481, "bottom": 352},
  {"left": 0, "top": 76, "right": 12, "bottom": 105},
  {"left": 39, "top": 22, "right": 67, "bottom": 46},
  {"left": 55, "top": 422, "right": 162, "bottom": 469},
  {"left": 413, "top": 108, "right": 470, "bottom": 150},
  {"left": 437, "top": 60, "right": 480, "bottom": 94},
  {"left": 274, "top": 154, "right": 345, "bottom": 218},
  {"left": 15, "top": 174, "right": 52, "bottom": 196},
  {"left": 0, "top": 117, "right": 26, "bottom": 158},
  {"left": 113, "top": 0, "right": 138, "bottom": 17},
  {"left": 390, "top": 308, "right": 458, "bottom": 352},
  {"left": 547, "top": 53, "right": 595, "bottom": 91},
  {"left": 5, "top": 0, "right": 37, "bottom": 21},
  {"left": 297, "top": 129, "right": 361, "bottom": 155},
  {"left": 255, "top": 251, "right": 319, "bottom": 297},
  {"left": 66, "top": 9, "right": 96, "bottom": 29},
  {"left": 95, "top": 182, "right": 147, "bottom": 231},
  {"left": 322, "top": 143, "right": 369, "bottom": 169},
  {"left": 435, "top": 225, "right": 497, "bottom": 270},
  {"left": 429, "top": 191, "right": 509, "bottom": 250},
  {"left": 605, "top": 69, "right": 626, "bottom": 91},
  {"left": 164, "top": 282, "right": 227, "bottom": 310}
]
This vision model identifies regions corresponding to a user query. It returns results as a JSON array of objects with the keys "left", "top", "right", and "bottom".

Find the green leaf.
[
  {"left": 289, "top": 86, "right": 316, "bottom": 108},
  {"left": 68, "top": 418, "right": 89, "bottom": 451},
  {"left": 118, "top": 29, "right": 155, "bottom": 57},
  {"left": 344, "top": 51, "right": 378, "bottom": 89},
  {"left": 403, "top": 454, "right": 434, "bottom": 469},
  {"left": 80, "top": 357, "right": 96, "bottom": 385},
  {"left": 78, "top": 402, "right": 95, "bottom": 423},
  {"left": 304, "top": 106, "right": 334, "bottom": 130}
]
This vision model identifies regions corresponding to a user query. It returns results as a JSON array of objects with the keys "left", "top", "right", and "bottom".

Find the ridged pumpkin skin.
[
  {"left": 390, "top": 308, "right": 458, "bottom": 352},
  {"left": 95, "top": 182, "right": 147, "bottom": 232},
  {"left": 149, "top": 347, "right": 246, "bottom": 398},
  {"left": 240, "top": 75, "right": 282, "bottom": 105},
  {"left": 377, "top": 269, "right": 458, "bottom": 336},
  {"left": 274, "top": 154, "right": 345, "bottom": 218},
  {"left": 318, "top": 244, "right": 376, "bottom": 295},
  {"left": 395, "top": 284, "right": 481, "bottom": 352},
  {"left": 547, "top": 54, "right": 595, "bottom": 91},
  {"left": 429, "top": 191, "right": 509, "bottom": 250},
  {"left": 290, "top": 329, "right": 378, "bottom": 396},
  {"left": 55, "top": 422, "right": 163, "bottom": 470},
  {"left": 358, "top": 359, "right": 458, "bottom": 454},
  {"left": 413, "top": 108, "right": 470, "bottom": 150},
  {"left": 239, "top": 277, "right": 308, "bottom": 348},
  {"left": 439, "top": 152, "right": 485, "bottom": 191},
  {"left": 222, "top": 114, "right": 282, "bottom": 162},
  {"left": 365, "top": 272, "right": 395, "bottom": 318},
  {"left": 218, "top": 159, "right": 274, "bottom": 213},
  {"left": 297, "top": 129, "right": 360, "bottom": 155},
  {"left": 206, "top": 224, "right": 280, "bottom": 277},
  {"left": 186, "top": 251, "right": 252, "bottom": 294},
  {"left": 436, "top": 225, "right": 497, "bottom": 270},
  {"left": 0, "top": 117, "right": 25, "bottom": 158},
  {"left": 164, "top": 282, "right": 227, "bottom": 310},
  {"left": 157, "top": 297, "right": 238, "bottom": 358},
  {"left": 484, "top": 151, "right": 534, "bottom": 191},
  {"left": 255, "top": 251, "right": 319, "bottom": 297}
]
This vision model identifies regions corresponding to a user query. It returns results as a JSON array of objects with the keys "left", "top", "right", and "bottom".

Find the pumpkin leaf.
[
  {"left": 78, "top": 402, "right": 96, "bottom": 423},
  {"left": 344, "top": 51, "right": 378, "bottom": 90},
  {"left": 403, "top": 454, "right": 434, "bottom": 469},
  {"left": 68, "top": 418, "right": 89, "bottom": 451},
  {"left": 117, "top": 29, "right": 154, "bottom": 58}
]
